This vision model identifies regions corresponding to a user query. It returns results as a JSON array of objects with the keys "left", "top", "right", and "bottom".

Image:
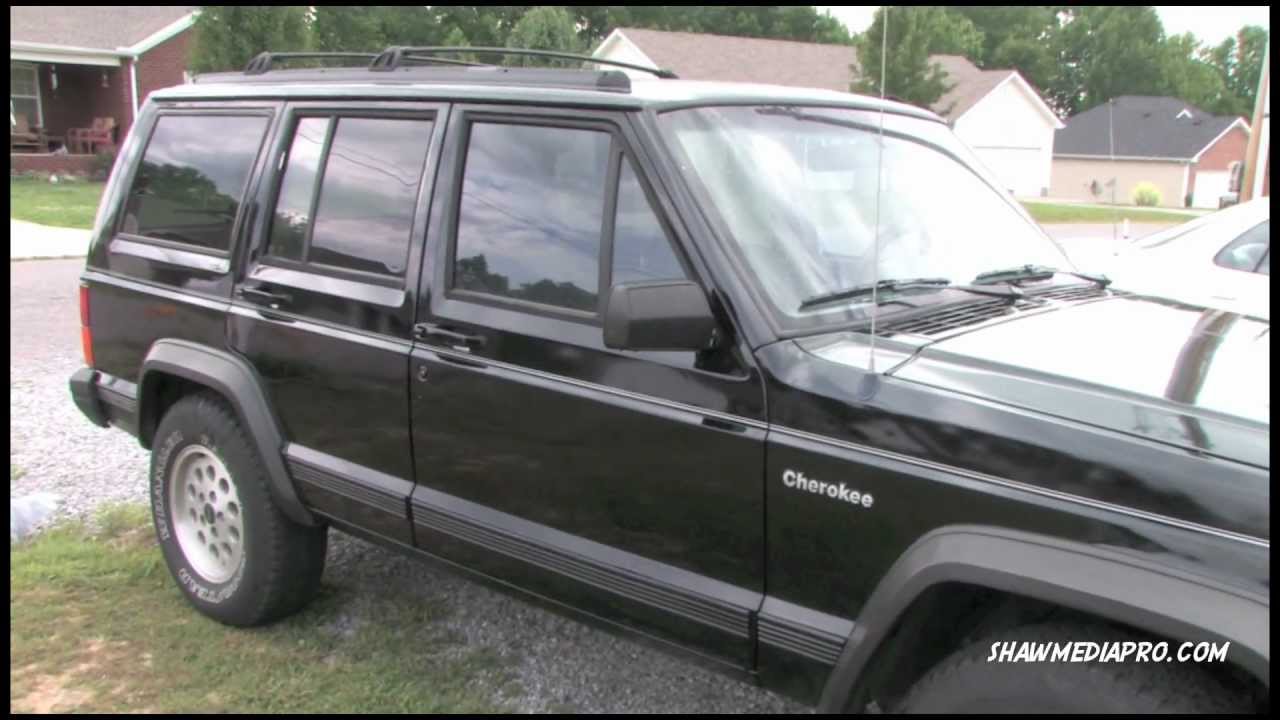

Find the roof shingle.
[
  {"left": 927, "top": 54, "right": 1015, "bottom": 119},
  {"left": 608, "top": 27, "right": 857, "bottom": 93},
  {"left": 10, "top": 6, "right": 197, "bottom": 51},
  {"left": 1055, "top": 96, "right": 1244, "bottom": 160}
]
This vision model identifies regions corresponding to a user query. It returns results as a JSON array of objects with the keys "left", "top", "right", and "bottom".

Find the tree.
[
  {"left": 506, "top": 6, "right": 581, "bottom": 65},
  {"left": 948, "top": 7, "right": 1059, "bottom": 97},
  {"left": 189, "top": 7, "right": 311, "bottom": 74},
  {"left": 568, "top": 6, "right": 853, "bottom": 49},
  {"left": 854, "top": 6, "right": 984, "bottom": 107},
  {"left": 1046, "top": 6, "right": 1170, "bottom": 117},
  {"left": 1205, "top": 25, "right": 1269, "bottom": 115},
  {"left": 1162, "top": 33, "right": 1238, "bottom": 116}
]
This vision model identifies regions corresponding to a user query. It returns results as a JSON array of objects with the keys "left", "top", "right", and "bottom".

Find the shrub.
[
  {"left": 91, "top": 149, "right": 117, "bottom": 181},
  {"left": 1132, "top": 182, "right": 1162, "bottom": 207}
]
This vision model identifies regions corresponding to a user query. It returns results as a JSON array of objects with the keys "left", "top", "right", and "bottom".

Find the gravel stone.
[{"left": 10, "top": 258, "right": 809, "bottom": 713}]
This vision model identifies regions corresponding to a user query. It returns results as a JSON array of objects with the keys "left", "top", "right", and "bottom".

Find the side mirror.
[{"left": 603, "top": 281, "right": 722, "bottom": 351}]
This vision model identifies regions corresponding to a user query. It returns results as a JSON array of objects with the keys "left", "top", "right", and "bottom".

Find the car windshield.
[{"left": 657, "top": 105, "right": 1071, "bottom": 329}]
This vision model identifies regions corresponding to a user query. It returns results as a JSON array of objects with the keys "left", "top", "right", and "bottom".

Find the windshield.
[{"left": 657, "top": 105, "right": 1071, "bottom": 329}]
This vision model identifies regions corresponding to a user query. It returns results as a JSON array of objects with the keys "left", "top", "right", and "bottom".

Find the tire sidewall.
[{"left": 150, "top": 399, "right": 268, "bottom": 624}]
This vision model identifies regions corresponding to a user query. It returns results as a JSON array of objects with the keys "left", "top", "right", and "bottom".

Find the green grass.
[
  {"left": 9, "top": 176, "right": 106, "bottom": 230},
  {"left": 10, "top": 503, "right": 509, "bottom": 713},
  {"left": 1020, "top": 200, "right": 1203, "bottom": 225}
]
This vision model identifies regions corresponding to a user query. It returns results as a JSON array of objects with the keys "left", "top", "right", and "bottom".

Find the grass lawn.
[
  {"left": 10, "top": 504, "right": 509, "bottom": 713},
  {"left": 1020, "top": 200, "right": 1205, "bottom": 225},
  {"left": 10, "top": 176, "right": 106, "bottom": 230}
]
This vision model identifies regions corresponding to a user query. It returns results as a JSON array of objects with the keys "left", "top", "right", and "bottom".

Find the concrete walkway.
[{"left": 10, "top": 219, "right": 92, "bottom": 260}]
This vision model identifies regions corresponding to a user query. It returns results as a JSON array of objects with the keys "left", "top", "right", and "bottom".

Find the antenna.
[
  {"left": 1109, "top": 97, "right": 1119, "bottom": 254},
  {"left": 868, "top": 7, "right": 889, "bottom": 376}
]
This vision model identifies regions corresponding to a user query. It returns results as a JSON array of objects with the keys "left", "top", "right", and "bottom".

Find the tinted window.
[
  {"left": 267, "top": 116, "right": 432, "bottom": 276},
  {"left": 454, "top": 122, "right": 610, "bottom": 313},
  {"left": 310, "top": 118, "right": 433, "bottom": 275},
  {"left": 267, "top": 117, "right": 330, "bottom": 263},
  {"left": 1258, "top": 251, "right": 1269, "bottom": 276},
  {"left": 611, "top": 159, "right": 687, "bottom": 285},
  {"left": 123, "top": 114, "right": 268, "bottom": 251},
  {"left": 1214, "top": 221, "right": 1269, "bottom": 273}
]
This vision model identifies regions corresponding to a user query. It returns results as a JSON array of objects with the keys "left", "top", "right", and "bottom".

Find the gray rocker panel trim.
[
  {"left": 817, "top": 525, "right": 1271, "bottom": 712},
  {"left": 139, "top": 339, "right": 317, "bottom": 527}
]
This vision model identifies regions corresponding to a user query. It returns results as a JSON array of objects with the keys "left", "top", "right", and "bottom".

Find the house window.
[{"left": 10, "top": 63, "right": 42, "bottom": 127}]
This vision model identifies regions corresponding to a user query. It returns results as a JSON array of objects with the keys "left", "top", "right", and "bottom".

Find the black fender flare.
[
  {"left": 138, "top": 339, "right": 317, "bottom": 527},
  {"left": 817, "top": 525, "right": 1269, "bottom": 712}
]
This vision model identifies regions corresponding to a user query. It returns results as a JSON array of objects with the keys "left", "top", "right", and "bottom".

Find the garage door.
[
  {"left": 972, "top": 147, "right": 1046, "bottom": 197},
  {"left": 1192, "top": 170, "right": 1230, "bottom": 209}
]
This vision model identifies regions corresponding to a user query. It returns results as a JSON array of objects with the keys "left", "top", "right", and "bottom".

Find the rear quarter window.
[
  {"left": 121, "top": 114, "right": 270, "bottom": 253},
  {"left": 1214, "top": 220, "right": 1270, "bottom": 273}
]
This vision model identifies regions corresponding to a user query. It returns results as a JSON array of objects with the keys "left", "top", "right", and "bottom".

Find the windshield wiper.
[
  {"left": 974, "top": 264, "right": 1111, "bottom": 288},
  {"left": 798, "top": 277, "right": 1022, "bottom": 311},
  {"left": 799, "top": 278, "right": 949, "bottom": 311}
]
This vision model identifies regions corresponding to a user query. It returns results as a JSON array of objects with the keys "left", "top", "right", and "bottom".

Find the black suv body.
[{"left": 69, "top": 57, "right": 1268, "bottom": 712}]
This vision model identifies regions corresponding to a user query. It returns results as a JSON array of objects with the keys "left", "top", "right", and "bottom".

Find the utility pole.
[{"left": 1241, "top": 39, "right": 1269, "bottom": 201}]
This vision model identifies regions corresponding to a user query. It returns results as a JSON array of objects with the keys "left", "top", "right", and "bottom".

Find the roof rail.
[
  {"left": 370, "top": 46, "right": 678, "bottom": 79},
  {"left": 244, "top": 51, "right": 378, "bottom": 75}
]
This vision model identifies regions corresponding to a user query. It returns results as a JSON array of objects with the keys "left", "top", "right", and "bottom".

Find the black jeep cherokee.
[{"left": 68, "top": 49, "right": 1268, "bottom": 713}]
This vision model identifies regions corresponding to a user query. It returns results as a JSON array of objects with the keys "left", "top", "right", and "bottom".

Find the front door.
[
  {"left": 231, "top": 101, "right": 445, "bottom": 546},
  {"left": 408, "top": 105, "right": 767, "bottom": 667}
]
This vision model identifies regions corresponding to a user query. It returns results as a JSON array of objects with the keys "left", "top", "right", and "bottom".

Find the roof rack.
[
  {"left": 370, "top": 46, "right": 679, "bottom": 79},
  {"left": 244, "top": 52, "right": 383, "bottom": 75}
]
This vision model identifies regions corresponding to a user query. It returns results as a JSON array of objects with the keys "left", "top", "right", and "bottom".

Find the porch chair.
[
  {"left": 10, "top": 114, "right": 48, "bottom": 153},
  {"left": 68, "top": 117, "right": 117, "bottom": 154}
]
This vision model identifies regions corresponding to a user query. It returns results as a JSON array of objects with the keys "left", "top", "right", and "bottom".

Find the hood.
[{"left": 810, "top": 292, "right": 1270, "bottom": 467}]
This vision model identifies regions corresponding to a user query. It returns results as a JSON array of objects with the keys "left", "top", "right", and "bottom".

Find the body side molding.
[
  {"left": 817, "top": 525, "right": 1271, "bottom": 712},
  {"left": 410, "top": 484, "right": 761, "bottom": 638},
  {"left": 138, "top": 338, "right": 317, "bottom": 527}
]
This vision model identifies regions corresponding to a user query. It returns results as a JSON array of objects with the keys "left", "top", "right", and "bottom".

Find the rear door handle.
[
  {"left": 238, "top": 284, "right": 292, "bottom": 308},
  {"left": 413, "top": 323, "right": 486, "bottom": 349}
]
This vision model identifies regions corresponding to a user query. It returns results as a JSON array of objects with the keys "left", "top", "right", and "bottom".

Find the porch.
[{"left": 11, "top": 58, "right": 132, "bottom": 172}]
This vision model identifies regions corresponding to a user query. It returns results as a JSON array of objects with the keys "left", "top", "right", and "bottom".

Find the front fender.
[{"left": 818, "top": 525, "right": 1269, "bottom": 712}]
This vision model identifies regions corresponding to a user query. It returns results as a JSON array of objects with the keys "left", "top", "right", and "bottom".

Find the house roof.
[
  {"left": 598, "top": 27, "right": 858, "bottom": 93},
  {"left": 1055, "top": 96, "right": 1246, "bottom": 160},
  {"left": 10, "top": 6, "right": 197, "bottom": 52},
  {"left": 928, "top": 55, "right": 1015, "bottom": 119}
]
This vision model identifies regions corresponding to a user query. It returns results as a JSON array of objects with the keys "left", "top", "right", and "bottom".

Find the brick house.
[
  {"left": 10, "top": 6, "right": 197, "bottom": 174},
  {"left": 1051, "top": 96, "right": 1253, "bottom": 209}
]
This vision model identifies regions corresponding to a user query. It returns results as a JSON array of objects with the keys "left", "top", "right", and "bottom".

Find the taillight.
[{"left": 79, "top": 284, "right": 94, "bottom": 367}]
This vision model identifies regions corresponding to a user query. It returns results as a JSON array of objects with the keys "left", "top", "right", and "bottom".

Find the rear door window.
[
  {"left": 265, "top": 115, "right": 434, "bottom": 278},
  {"left": 122, "top": 114, "right": 270, "bottom": 252}
]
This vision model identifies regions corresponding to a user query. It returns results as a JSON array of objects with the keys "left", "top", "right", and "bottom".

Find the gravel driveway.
[{"left": 9, "top": 257, "right": 806, "bottom": 713}]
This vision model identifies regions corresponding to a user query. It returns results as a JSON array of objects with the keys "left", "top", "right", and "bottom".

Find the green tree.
[
  {"left": 854, "top": 6, "right": 984, "bottom": 107},
  {"left": 1205, "top": 25, "right": 1269, "bottom": 115},
  {"left": 948, "top": 7, "right": 1059, "bottom": 97},
  {"left": 189, "top": 6, "right": 311, "bottom": 74},
  {"left": 1048, "top": 6, "right": 1169, "bottom": 116},
  {"left": 1162, "top": 33, "right": 1238, "bottom": 116},
  {"left": 506, "top": 6, "right": 581, "bottom": 66},
  {"left": 311, "top": 6, "right": 386, "bottom": 53}
]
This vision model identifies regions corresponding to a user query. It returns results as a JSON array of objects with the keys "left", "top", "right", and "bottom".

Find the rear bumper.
[{"left": 69, "top": 367, "right": 110, "bottom": 427}]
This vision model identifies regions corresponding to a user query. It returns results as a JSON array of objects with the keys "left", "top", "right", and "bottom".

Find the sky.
[{"left": 816, "top": 6, "right": 1271, "bottom": 47}]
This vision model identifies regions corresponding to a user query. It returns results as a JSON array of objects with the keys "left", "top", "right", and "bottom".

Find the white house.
[{"left": 928, "top": 55, "right": 1064, "bottom": 198}]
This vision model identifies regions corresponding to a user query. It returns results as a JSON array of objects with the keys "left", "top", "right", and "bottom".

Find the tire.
[
  {"left": 149, "top": 392, "right": 327, "bottom": 626},
  {"left": 895, "top": 621, "right": 1249, "bottom": 713}
]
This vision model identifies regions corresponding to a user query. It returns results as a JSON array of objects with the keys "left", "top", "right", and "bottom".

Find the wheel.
[
  {"left": 896, "top": 621, "right": 1249, "bottom": 713},
  {"left": 149, "top": 392, "right": 327, "bottom": 626}
]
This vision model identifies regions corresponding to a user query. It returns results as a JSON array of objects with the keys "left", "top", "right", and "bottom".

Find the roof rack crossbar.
[
  {"left": 244, "top": 51, "right": 378, "bottom": 75},
  {"left": 369, "top": 46, "right": 678, "bottom": 78}
]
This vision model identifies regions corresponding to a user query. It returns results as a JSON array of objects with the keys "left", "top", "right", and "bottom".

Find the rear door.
[
  {"left": 408, "top": 105, "right": 768, "bottom": 668},
  {"left": 230, "top": 100, "right": 446, "bottom": 545}
]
